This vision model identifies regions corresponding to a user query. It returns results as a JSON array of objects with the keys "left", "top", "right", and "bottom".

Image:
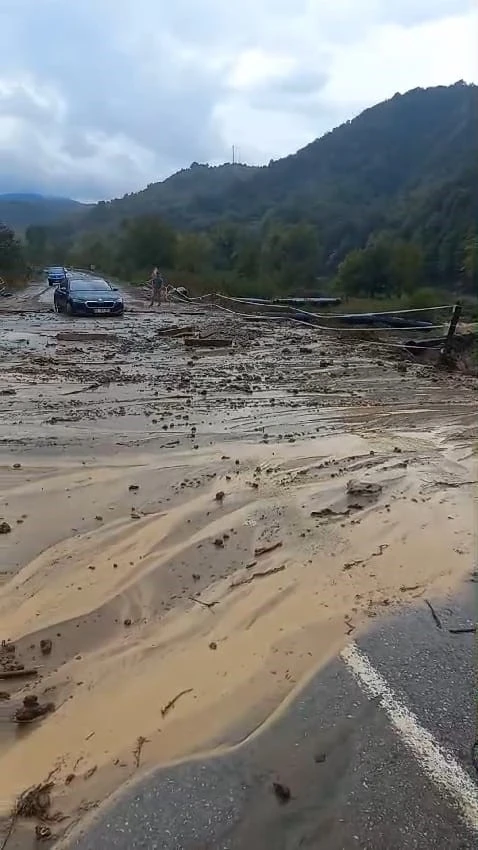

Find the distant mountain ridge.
[
  {"left": 81, "top": 162, "right": 259, "bottom": 231},
  {"left": 0, "top": 193, "right": 86, "bottom": 232}
]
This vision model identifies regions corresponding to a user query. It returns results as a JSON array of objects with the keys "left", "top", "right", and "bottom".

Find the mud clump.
[
  {"left": 15, "top": 694, "right": 55, "bottom": 724},
  {"left": 0, "top": 520, "right": 11, "bottom": 534},
  {"left": 40, "top": 638, "right": 52, "bottom": 656},
  {"left": 346, "top": 480, "right": 382, "bottom": 500},
  {"left": 272, "top": 781, "right": 291, "bottom": 804}
]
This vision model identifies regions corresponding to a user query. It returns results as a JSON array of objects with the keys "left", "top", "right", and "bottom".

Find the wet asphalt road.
[{"left": 71, "top": 591, "right": 477, "bottom": 850}]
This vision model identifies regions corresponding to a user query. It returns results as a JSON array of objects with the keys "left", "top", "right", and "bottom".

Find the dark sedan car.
[
  {"left": 47, "top": 266, "right": 68, "bottom": 286},
  {"left": 54, "top": 278, "right": 124, "bottom": 316}
]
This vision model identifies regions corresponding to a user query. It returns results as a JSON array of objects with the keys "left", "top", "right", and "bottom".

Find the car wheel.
[{"left": 65, "top": 301, "right": 74, "bottom": 316}]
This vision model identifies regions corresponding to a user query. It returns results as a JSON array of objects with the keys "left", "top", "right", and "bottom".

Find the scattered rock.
[
  {"left": 346, "top": 480, "right": 382, "bottom": 499},
  {"left": 209, "top": 641, "right": 217, "bottom": 650},
  {"left": 213, "top": 538, "right": 224, "bottom": 548},
  {"left": 215, "top": 491, "right": 225, "bottom": 502},
  {"left": 128, "top": 484, "right": 140, "bottom": 491},
  {"left": 12, "top": 462, "right": 21, "bottom": 469},
  {"left": 35, "top": 824, "right": 52, "bottom": 841},
  {"left": 311, "top": 507, "right": 349, "bottom": 518},
  {"left": 15, "top": 696, "right": 55, "bottom": 724},
  {"left": 65, "top": 773, "right": 76, "bottom": 785},
  {"left": 314, "top": 752, "right": 327, "bottom": 764},
  {"left": 40, "top": 638, "right": 52, "bottom": 656},
  {"left": 272, "top": 781, "right": 291, "bottom": 804},
  {"left": 0, "top": 521, "right": 11, "bottom": 534},
  {"left": 123, "top": 618, "right": 132, "bottom": 627},
  {"left": 0, "top": 691, "right": 10, "bottom": 700}
]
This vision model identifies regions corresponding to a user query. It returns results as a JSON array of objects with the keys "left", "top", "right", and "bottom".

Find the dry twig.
[
  {"left": 161, "top": 689, "right": 193, "bottom": 718},
  {"left": 231, "top": 564, "right": 286, "bottom": 589}
]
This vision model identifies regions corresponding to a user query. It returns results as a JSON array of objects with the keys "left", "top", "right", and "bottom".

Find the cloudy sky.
[{"left": 0, "top": 0, "right": 476, "bottom": 201}]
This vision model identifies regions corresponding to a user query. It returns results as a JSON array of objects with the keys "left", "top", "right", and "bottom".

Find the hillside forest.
[{"left": 1, "top": 82, "right": 477, "bottom": 305}]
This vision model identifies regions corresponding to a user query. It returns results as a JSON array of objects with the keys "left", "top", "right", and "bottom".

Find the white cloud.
[{"left": 0, "top": 0, "right": 475, "bottom": 200}]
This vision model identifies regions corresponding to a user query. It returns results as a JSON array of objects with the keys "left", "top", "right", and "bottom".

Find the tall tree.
[
  {"left": 117, "top": 215, "right": 177, "bottom": 275},
  {"left": 0, "top": 223, "right": 26, "bottom": 280}
]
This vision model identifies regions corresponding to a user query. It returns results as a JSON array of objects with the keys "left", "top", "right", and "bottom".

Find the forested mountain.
[
  {"left": 80, "top": 163, "right": 258, "bottom": 232},
  {"left": 5, "top": 82, "right": 477, "bottom": 297},
  {"left": 75, "top": 83, "right": 475, "bottom": 242},
  {"left": 0, "top": 193, "right": 86, "bottom": 232}
]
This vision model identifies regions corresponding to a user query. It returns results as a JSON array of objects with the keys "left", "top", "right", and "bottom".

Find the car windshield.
[
  {"left": 50, "top": 268, "right": 65, "bottom": 274},
  {"left": 70, "top": 280, "right": 112, "bottom": 292}
]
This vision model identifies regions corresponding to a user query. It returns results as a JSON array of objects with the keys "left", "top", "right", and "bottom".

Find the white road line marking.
[{"left": 341, "top": 641, "right": 478, "bottom": 833}]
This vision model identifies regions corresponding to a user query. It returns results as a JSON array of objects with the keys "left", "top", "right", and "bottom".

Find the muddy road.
[{"left": 0, "top": 276, "right": 477, "bottom": 848}]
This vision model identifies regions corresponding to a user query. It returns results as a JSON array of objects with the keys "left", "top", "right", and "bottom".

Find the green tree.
[
  {"left": 175, "top": 232, "right": 211, "bottom": 273},
  {"left": 25, "top": 225, "right": 49, "bottom": 265},
  {"left": 463, "top": 232, "right": 478, "bottom": 291},
  {"left": 260, "top": 222, "right": 322, "bottom": 289},
  {"left": 116, "top": 215, "right": 177, "bottom": 276},
  {"left": 70, "top": 233, "right": 114, "bottom": 272},
  {"left": 0, "top": 223, "right": 26, "bottom": 280},
  {"left": 390, "top": 240, "right": 424, "bottom": 294}
]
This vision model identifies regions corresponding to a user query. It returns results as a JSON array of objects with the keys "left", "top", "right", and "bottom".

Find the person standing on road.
[{"left": 149, "top": 267, "right": 165, "bottom": 308}]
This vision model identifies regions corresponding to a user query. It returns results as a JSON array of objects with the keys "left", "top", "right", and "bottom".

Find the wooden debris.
[
  {"left": 157, "top": 325, "right": 194, "bottom": 337},
  {"left": 231, "top": 564, "right": 286, "bottom": 589},
  {"left": 63, "top": 383, "right": 100, "bottom": 396},
  {"left": 15, "top": 782, "right": 53, "bottom": 819},
  {"left": 184, "top": 337, "right": 233, "bottom": 349},
  {"left": 133, "top": 735, "right": 149, "bottom": 769},
  {"left": 161, "top": 688, "right": 193, "bottom": 718},
  {"left": 0, "top": 668, "right": 38, "bottom": 681},
  {"left": 188, "top": 596, "right": 218, "bottom": 611},
  {"left": 449, "top": 627, "right": 476, "bottom": 634},
  {"left": 56, "top": 331, "right": 117, "bottom": 343},
  {"left": 254, "top": 541, "right": 283, "bottom": 558},
  {"left": 424, "top": 599, "right": 443, "bottom": 630}
]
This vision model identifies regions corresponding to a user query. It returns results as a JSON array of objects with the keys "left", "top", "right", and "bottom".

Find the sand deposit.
[{"left": 0, "top": 285, "right": 476, "bottom": 844}]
